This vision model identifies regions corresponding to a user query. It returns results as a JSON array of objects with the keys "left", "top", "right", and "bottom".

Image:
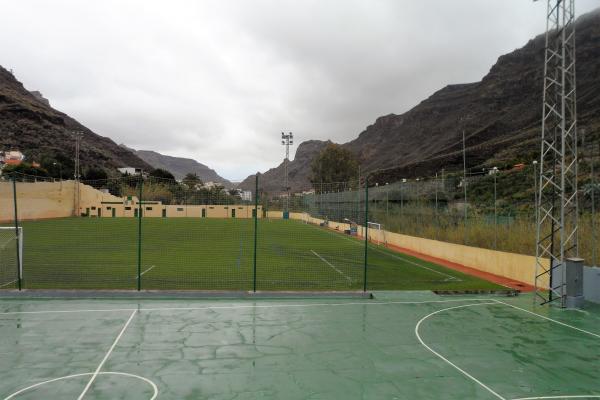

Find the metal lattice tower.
[{"left": 534, "top": 0, "right": 578, "bottom": 307}]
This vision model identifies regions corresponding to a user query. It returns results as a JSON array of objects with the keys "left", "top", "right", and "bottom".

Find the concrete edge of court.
[{"left": 0, "top": 289, "right": 375, "bottom": 300}]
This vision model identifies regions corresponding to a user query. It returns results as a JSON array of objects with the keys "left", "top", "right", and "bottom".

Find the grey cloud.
[{"left": 1, "top": 0, "right": 598, "bottom": 180}]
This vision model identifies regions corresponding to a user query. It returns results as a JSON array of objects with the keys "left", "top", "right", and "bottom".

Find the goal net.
[
  {"left": 367, "top": 222, "right": 386, "bottom": 246},
  {"left": 0, "top": 227, "right": 22, "bottom": 289}
]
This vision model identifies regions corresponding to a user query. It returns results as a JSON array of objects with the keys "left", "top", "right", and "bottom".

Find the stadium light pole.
[{"left": 281, "top": 132, "right": 293, "bottom": 214}]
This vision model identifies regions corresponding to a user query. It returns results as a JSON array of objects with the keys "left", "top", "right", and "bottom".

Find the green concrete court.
[{"left": 0, "top": 292, "right": 599, "bottom": 399}]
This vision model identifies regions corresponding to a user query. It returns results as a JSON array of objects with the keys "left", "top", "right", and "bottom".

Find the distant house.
[
  {"left": 203, "top": 181, "right": 222, "bottom": 189},
  {"left": 118, "top": 167, "right": 143, "bottom": 175},
  {"left": 1, "top": 150, "right": 25, "bottom": 166}
]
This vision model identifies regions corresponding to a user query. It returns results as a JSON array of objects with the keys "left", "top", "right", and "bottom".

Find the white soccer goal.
[
  {"left": 0, "top": 227, "right": 23, "bottom": 288},
  {"left": 367, "top": 222, "right": 386, "bottom": 246}
]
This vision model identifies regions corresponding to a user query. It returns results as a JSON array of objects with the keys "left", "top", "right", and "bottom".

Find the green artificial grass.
[{"left": 3, "top": 218, "right": 503, "bottom": 291}]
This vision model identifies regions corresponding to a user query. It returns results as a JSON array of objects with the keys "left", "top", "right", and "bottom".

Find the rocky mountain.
[
  {"left": 123, "top": 146, "right": 231, "bottom": 185},
  {"left": 244, "top": 7, "right": 600, "bottom": 190},
  {"left": 0, "top": 66, "right": 150, "bottom": 173},
  {"left": 238, "top": 140, "right": 331, "bottom": 193}
]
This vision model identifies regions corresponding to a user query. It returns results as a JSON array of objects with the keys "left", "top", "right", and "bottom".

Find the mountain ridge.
[
  {"left": 0, "top": 66, "right": 150, "bottom": 173},
  {"left": 241, "top": 8, "right": 600, "bottom": 191},
  {"left": 121, "top": 145, "right": 231, "bottom": 185}
]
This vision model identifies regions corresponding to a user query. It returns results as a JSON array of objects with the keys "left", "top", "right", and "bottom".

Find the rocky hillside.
[
  {"left": 0, "top": 66, "right": 150, "bottom": 173},
  {"left": 238, "top": 140, "right": 331, "bottom": 193},
  {"left": 245, "top": 8, "right": 600, "bottom": 190},
  {"left": 124, "top": 146, "right": 231, "bottom": 185}
]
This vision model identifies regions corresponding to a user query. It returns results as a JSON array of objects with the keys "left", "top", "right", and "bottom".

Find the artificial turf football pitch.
[{"left": 1, "top": 218, "right": 503, "bottom": 291}]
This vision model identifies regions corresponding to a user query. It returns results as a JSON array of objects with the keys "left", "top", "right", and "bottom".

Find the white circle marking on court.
[
  {"left": 3, "top": 371, "right": 158, "bottom": 400},
  {"left": 415, "top": 301, "right": 600, "bottom": 400}
]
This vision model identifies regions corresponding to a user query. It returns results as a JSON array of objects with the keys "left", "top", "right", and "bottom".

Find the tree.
[
  {"left": 149, "top": 168, "right": 175, "bottom": 181},
  {"left": 3, "top": 162, "right": 49, "bottom": 178},
  {"left": 182, "top": 172, "right": 202, "bottom": 188},
  {"left": 310, "top": 144, "right": 359, "bottom": 188},
  {"left": 84, "top": 167, "right": 108, "bottom": 181}
]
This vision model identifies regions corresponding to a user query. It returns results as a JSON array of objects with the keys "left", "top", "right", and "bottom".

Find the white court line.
[
  {"left": 76, "top": 310, "right": 137, "bottom": 400},
  {"left": 135, "top": 265, "right": 155, "bottom": 279},
  {"left": 0, "top": 280, "right": 17, "bottom": 289},
  {"left": 512, "top": 396, "right": 600, "bottom": 400},
  {"left": 416, "top": 300, "right": 600, "bottom": 400},
  {"left": 317, "top": 226, "right": 461, "bottom": 281},
  {"left": 415, "top": 302, "right": 506, "bottom": 400},
  {"left": 311, "top": 250, "right": 352, "bottom": 282},
  {"left": 493, "top": 300, "right": 600, "bottom": 339},
  {"left": 0, "top": 298, "right": 495, "bottom": 316},
  {"left": 368, "top": 246, "right": 461, "bottom": 281},
  {"left": 3, "top": 371, "right": 158, "bottom": 400}
]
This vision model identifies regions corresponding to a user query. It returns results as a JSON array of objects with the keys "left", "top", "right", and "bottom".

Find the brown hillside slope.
[{"left": 0, "top": 66, "right": 149, "bottom": 172}]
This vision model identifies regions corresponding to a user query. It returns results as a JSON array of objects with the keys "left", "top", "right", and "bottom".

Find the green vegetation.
[
  {"left": 9, "top": 218, "right": 502, "bottom": 291},
  {"left": 2, "top": 162, "right": 48, "bottom": 177},
  {"left": 310, "top": 143, "right": 359, "bottom": 188}
]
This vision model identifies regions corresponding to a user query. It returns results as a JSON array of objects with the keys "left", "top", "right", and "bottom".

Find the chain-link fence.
[
  {"left": 0, "top": 173, "right": 373, "bottom": 291},
  {"left": 1, "top": 148, "right": 598, "bottom": 293}
]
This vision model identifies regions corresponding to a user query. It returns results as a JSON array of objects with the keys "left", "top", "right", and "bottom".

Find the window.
[
  {"left": 125, "top": 207, "right": 131, "bottom": 211},
  {"left": 177, "top": 207, "right": 184, "bottom": 212},
  {"left": 106, "top": 206, "right": 112, "bottom": 210},
  {"left": 146, "top": 207, "right": 153, "bottom": 211},
  {"left": 91, "top": 206, "right": 96, "bottom": 210},
  {"left": 209, "top": 207, "right": 214, "bottom": 209}
]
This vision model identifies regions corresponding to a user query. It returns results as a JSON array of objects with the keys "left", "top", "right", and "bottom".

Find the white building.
[
  {"left": 240, "top": 190, "right": 252, "bottom": 202},
  {"left": 118, "top": 167, "right": 143, "bottom": 175}
]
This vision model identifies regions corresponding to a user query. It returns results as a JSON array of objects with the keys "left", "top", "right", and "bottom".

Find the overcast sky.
[{"left": 1, "top": 1, "right": 598, "bottom": 180}]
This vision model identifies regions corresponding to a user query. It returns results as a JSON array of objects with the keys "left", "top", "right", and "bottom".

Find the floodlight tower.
[
  {"left": 281, "top": 132, "right": 293, "bottom": 212},
  {"left": 534, "top": 0, "right": 578, "bottom": 307}
]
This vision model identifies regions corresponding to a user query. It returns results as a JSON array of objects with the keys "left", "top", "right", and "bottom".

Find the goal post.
[
  {"left": 0, "top": 227, "right": 23, "bottom": 288},
  {"left": 367, "top": 222, "right": 386, "bottom": 246}
]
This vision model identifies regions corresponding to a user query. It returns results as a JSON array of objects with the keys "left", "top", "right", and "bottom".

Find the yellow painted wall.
[
  {"left": 0, "top": 180, "right": 262, "bottom": 221},
  {"left": 95, "top": 204, "right": 262, "bottom": 219},
  {"left": 382, "top": 231, "right": 548, "bottom": 288},
  {"left": 1, "top": 180, "right": 122, "bottom": 222}
]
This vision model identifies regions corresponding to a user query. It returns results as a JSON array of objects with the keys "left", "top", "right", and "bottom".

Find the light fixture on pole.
[{"left": 281, "top": 132, "right": 293, "bottom": 214}]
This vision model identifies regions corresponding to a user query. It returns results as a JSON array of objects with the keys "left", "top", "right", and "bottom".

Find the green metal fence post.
[
  {"left": 363, "top": 176, "right": 369, "bottom": 292},
  {"left": 12, "top": 175, "right": 22, "bottom": 291},
  {"left": 137, "top": 175, "right": 143, "bottom": 291},
  {"left": 253, "top": 173, "right": 258, "bottom": 292}
]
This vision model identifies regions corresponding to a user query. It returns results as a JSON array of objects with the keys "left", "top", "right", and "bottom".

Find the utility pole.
[
  {"left": 534, "top": 0, "right": 578, "bottom": 307},
  {"left": 281, "top": 132, "right": 293, "bottom": 215},
  {"left": 73, "top": 131, "right": 84, "bottom": 217},
  {"left": 463, "top": 128, "right": 468, "bottom": 245},
  {"left": 385, "top": 182, "right": 389, "bottom": 224},
  {"left": 493, "top": 167, "right": 498, "bottom": 250},
  {"left": 533, "top": 160, "right": 539, "bottom": 226},
  {"left": 593, "top": 141, "right": 598, "bottom": 267}
]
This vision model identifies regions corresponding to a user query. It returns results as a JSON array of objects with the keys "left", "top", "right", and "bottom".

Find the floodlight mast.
[
  {"left": 281, "top": 132, "right": 293, "bottom": 213},
  {"left": 534, "top": 0, "right": 578, "bottom": 307}
]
